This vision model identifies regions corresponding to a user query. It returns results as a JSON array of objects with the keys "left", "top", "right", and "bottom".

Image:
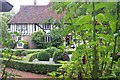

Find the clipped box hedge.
[{"left": 0, "top": 58, "right": 61, "bottom": 74}]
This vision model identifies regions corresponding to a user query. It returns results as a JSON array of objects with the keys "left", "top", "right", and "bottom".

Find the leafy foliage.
[
  {"left": 53, "top": 51, "right": 70, "bottom": 63},
  {"left": 23, "top": 42, "right": 29, "bottom": 49},
  {"left": 51, "top": 2, "right": 120, "bottom": 79},
  {"left": 37, "top": 51, "right": 50, "bottom": 61},
  {"left": 46, "top": 47, "right": 60, "bottom": 58},
  {"left": 30, "top": 30, "right": 45, "bottom": 48},
  {"left": 0, "top": 12, "right": 15, "bottom": 41},
  {"left": 49, "top": 27, "right": 64, "bottom": 48}
]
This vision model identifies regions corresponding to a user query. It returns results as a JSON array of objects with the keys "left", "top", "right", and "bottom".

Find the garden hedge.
[
  {"left": 0, "top": 58, "right": 61, "bottom": 74},
  {"left": 46, "top": 47, "right": 59, "bottom": 58},
  {"left": 22, "top": 52, "right": 38, "bottom": 62}
]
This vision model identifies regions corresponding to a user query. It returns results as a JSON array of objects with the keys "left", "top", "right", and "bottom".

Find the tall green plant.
[
  {"left": 51, "top": 2, "right": 120, "bottom": 79},
  {"left": 92, "top": 2, "right": 99, "bottom": 79},
  {"left": 111, "top": 1, "right": 120, "bottom": 68}
]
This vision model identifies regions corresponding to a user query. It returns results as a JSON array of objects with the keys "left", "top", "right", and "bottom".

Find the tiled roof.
[{"left": 8, "top": 3, "right": 64, "bottom": 24}]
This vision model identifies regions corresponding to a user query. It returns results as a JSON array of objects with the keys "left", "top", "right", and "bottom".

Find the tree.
[
  {"left": 0, "top": 12, "right": 15, "bottom": 46},
  {"left": 50, "top": 27, "right": 64, "bottom": 47},
  {"left": 30, "top": 30, "right": 45, "bottom": 48}
]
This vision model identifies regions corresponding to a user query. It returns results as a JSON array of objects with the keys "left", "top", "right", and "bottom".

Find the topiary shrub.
[
  {"left": 53, "top": 51, "right": 70, "bottom": 63},
  {"left": 46, "top": 47, "right": 59, "bottom": 58},
  {"left": 37, "top": 51, "right": 50, "bottom": 61}
]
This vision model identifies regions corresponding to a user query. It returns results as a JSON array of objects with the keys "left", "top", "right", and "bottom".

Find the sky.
[{"left": 7, "top": 0, "right": 50, "bottom": 13}]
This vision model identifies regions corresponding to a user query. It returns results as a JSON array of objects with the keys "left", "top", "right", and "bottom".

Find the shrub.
[
  {"left": 9, "top": 40, "right": 16, "bottom": 49},
  {"left": 61, "top": 53, "right": 70, "bottom": 61},
  {"left": 36, "top": 42, "right": 52, "bottom": 49},
  {"left": 37, "top": 51, "right": 50, "bottom": 61},
  {"left": 53, "top": 51, "right": 70, "bottom": 63},
  {"left": 31, "top": 30, "right": 45, "bottom": 49},
  {"left": 50, "top": 28, "right": 64, "bottom": 48},
  {"left": 0, "top": 58, "right": 61, "bottom": 74},
  {"left": 46, "top": 47, "right": 59, "bottom": 58},
  {"left": 53, "top": 51, "right": 62, "bottom": 63},
  {"left": 23, "top": 42, "right": 29, "bottom": 49},
  {"left": 14, "top": 50, "right": 23, "bottom": 56},
  {"left": 21, "top": 50, "right": 28, "bottom": 56},
  {"left": 45, "top": 42, "right": 52, "bottom": 48}
]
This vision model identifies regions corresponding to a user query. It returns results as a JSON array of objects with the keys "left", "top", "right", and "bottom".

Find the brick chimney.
[{"left": 34, "top": 0, "right": 36, "bottom": 5}]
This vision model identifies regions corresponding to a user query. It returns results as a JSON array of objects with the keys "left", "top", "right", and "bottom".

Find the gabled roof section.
[{"left": 8, "top": 3, "right": 64, "bottom": 24}]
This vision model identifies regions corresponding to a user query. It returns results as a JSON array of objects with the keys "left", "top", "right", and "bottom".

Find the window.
[
  {"left": 44, "top": 24, "right": 51, "bottom": 30},
  {"left": 44, "top": 35, "right": 51, "bottom": 42},
  {"left": 16, "top": 25, "right": 21, "bottom": 32},
  {"left": 16, "top": 24, "right": 28, "bottom": 35}
]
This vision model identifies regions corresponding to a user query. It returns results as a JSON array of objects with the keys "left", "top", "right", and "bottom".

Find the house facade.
[{"left": 8, "top": 3, "right": 64, "bottom": 49}]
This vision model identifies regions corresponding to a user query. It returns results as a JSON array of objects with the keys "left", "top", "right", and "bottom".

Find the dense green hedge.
[
  {"left": 0, "top": 58, "right": 61, "bottom": 74},
  {"left": 46, "top": 47, "right": 60, "bottom": 58},
  {"left": 22, "top": 52, "right": 38, "bottom": 62},
  {"left": 37, "top": 51, "right": 50, "bottom": 61}
]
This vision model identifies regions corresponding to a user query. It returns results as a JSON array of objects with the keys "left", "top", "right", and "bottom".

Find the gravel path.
[{"left": 4, "top": 68, "right": 52, "bottom": 78}]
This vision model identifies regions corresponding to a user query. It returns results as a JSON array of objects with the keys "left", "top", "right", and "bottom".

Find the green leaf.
[
  {"left": 81, "top": 24, "right": 93, "bottom": 30},
  {"left": 105, "top": 13, "right": 116, "bottom": 22},
  {"left": 101, "top": 57, "right": 110, "bottom": 62},
  {"left": 21, "top": 40, "right": 27, "bottom": 44},
  {"left": 106, "top": 46, "right": 113, "bottom": 52},
  {"left": 88, "top": 41, "right": 98, "bottom": 46},
  {"left": 110, "top": 21, "right": 116, "bottom": 33},
  {"left": 97, "top": 34, "right": 113, "bottom": 40},
  {"left": 75, "top": 15, "right": 92, "bottom": 25},
  {"left": 14, "top": 32, "right": 20, "bottom": 36},
  {"left": 87, "top": 3, "right": 105, "bottom": 13},
  {"left": 113, "top": 33, "right": 118, "bottom": 37},
  {"left": 96, "top": 13, "right": 106, "bottom": 24}
]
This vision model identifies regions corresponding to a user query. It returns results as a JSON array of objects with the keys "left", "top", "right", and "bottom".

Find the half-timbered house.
[{"left": 8, "top": 2, "right": 64, "bottom": 48}]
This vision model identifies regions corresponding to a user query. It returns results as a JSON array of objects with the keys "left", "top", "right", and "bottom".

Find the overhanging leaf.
[
  {"left": 110, "top": 21, "right": 116, "bottom": 33},
  {"left": 96, "top": 13, "right": 106, "bottom": 22},
  {"left": 75, "top": 15, "right": 92, "bottom": 25}
]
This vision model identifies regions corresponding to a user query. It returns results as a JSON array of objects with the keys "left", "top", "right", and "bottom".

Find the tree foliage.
[
  {"left": 0, "top": 12, "right": 15, "bottom": 41},
  {"left": 31, "top": 30, "right": 45, "bottom": 43},
  {"left": 30, "top": 30, "right": 52, "bottom": 49},
  {"left": 50, "top": 27, "right": 64, "bottom": 47}
]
